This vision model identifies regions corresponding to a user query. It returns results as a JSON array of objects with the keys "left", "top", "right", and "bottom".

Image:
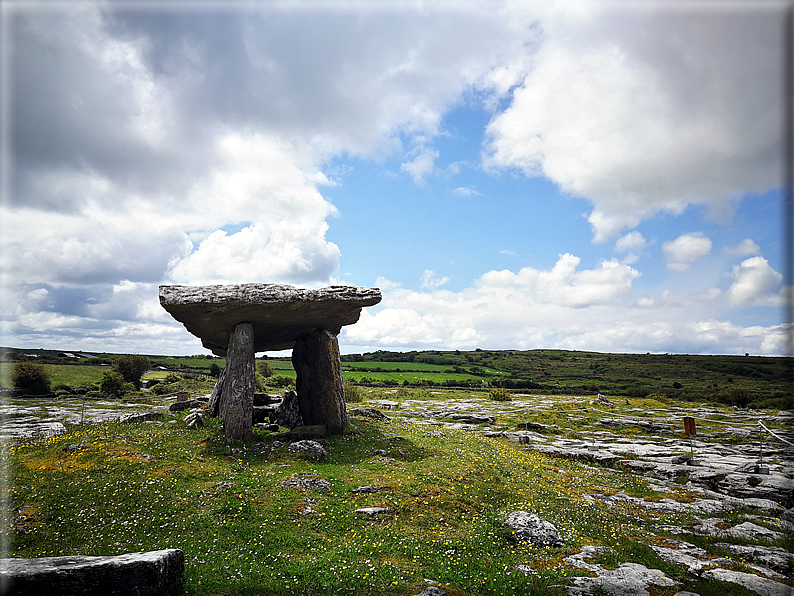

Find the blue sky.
[{"left": 1, "top": 0, "right": 790, "bottom": 357}]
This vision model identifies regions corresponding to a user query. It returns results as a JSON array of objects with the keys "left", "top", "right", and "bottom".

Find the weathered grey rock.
[
  {"left": 273, "top": 391, "right": 303, "bottom": 429},
  {"left": 219, "top": 323, "right": 255, "bottom": 441},
  {"left": 208, "top": 366, "right": 226, "bottom": 417},
  {"left": 565, "top": 562, "right": 678, "bottom": 596},
  {"left": 281, "top": 474, "right": 331, "bottom": 491},
  {"left": 702, "top": 569, "right": 792, "bottom": 596},
  {"left": 168, "top": 400, "right": 202, "bottom": 412},
  {"left": 354, "top": 507, "right": 390, "bottom": 516},
  {"left": 349, "top": 407, "right": 389, "bottom": 420},
  {"left": 293, "top": 329, "right": 347, "bottom": 434},
  {"left": 714, "top": 543, "right": 794, "bottom": 574},
  {"left": 119, "top": 411, "right": 163, "bottom": 423},
  {"left": 0, "top": 549, "right": 184, "bottom": 596},
  {"left": 274, "top": 425, "right": 328, "bottom": 442},
  {"left": 252, "top": 405, "right": 276, "bottom": 424},
  {"left": 412, "top": 587, "right": 445, "bottom": 596},
  {"left": 158, "top": 284, "right": 381, "bottom": 355},
  {"left": 504, "top": 511, "right": 564, "bottom": 547},
  {"left": 288, "top": 440, "right": 328, "bottom": 462},
  {"left": 561, "top": 547, "right": 678, "bottom": 596},
  {"left": 352, "top": 486, "right": 387, "bottom": 494},
  {"left": 448, "top": 414, "right": 494, "bottom": 424},
  {"left": 647, "top": 540, "right": 728, "bottom": 573}
]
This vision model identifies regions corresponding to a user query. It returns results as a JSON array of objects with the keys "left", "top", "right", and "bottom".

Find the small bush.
[
  {"left": 113, "top": 354, "right": 151, "bottom": 389},
  {"left": 344, "top": 380, "right": 364, "bottom": 403},
  {"left": 268, "top": 375, "right": 294, "bottom": 389},
  {"left": 489, "top": 387, "right": 513, "bottom": 402},
  {"left": 257, "top": 361, "right": 274, "bottom": 378},
  {"left": 100, "top": 371, "right": 127, "bottom": 397},
  {"left": 151, "top": 383, "right": 172, "bottom": 395},
  {"left": 209, "top": 362, "right": 221, "bottom": 377},
  {"left": 164, "top": 373, "right": 181, "bottom": 384},
  {"left": 52, "top": 383, "right": 76, "bottom": 394},
  {"left": 12, "top": 362, "right": 51, "bottom": 395}
]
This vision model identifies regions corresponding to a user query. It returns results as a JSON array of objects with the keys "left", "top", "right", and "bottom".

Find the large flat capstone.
[{"left": 159, "top": 284, "right": 381, "bottom": 355}]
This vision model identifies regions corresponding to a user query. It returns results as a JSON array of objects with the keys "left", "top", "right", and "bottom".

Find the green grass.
[
  {"left": 0, "top": 363, "right": 110, "bottom": 389},
  {"left": 6, "top": 387, "right": 785, "bottom": 595}
]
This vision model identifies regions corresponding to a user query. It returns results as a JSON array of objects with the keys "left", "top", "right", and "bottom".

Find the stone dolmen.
[{"left": 159, "top": 284, "right": 381, "bottom": 440}]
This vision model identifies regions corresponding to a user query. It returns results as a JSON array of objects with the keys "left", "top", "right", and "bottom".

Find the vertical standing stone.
[
  {"left": 208, "top": 365, "right": 226, "bottom": 418},
  {"left": 221, "top": 323, "right": 254, "bottom": 441},
  {"left": 292, "top": 328, "right": 347, "bottom": 434}
]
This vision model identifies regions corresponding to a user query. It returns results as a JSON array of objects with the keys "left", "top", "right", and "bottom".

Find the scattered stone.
[
  {"left": 0, "top": 548, "right": 184, "bottom": 596},
  {"left": 565, "top": 562, "right": 678, "bottom": 596},
  {"left": 412, "top": 587, "right": 445, "bottom": 596},
  {"left": 702, "top": 568, "right": 792, "bottom": 596},
  {"left": 370, "top": 400, "right": 399, "bottom": 410},
  {"left": 119, "top": 411, "right": 163, "bottom": 423},
  {"left": 63, "top": 444, "right": 89, "bottom": 454},
  {"left": 354, "top": 507, "right": 389, "bottom": 516},
  {"left": 647, "top": 540, "right": 729, "bottom": 573},
  {"left": 253, "top": 423, "right": 280, "bottom": 432},
  {"left": 168, "top": 400, "right": 203, "bottom": 412},
  {"left": 725, "top": 521, "right": 785, "bottom": 541},
  {"left": 281, "top": 474, "right": 331, "bottom": 491},
  {"left": 596, "top": 393, "right": 615, "bottom": 407},
  {"left": 184, "top": 410, "right": 205, "bottom": 429},
  {"left": 371, "top": 456, "right": 397, "bottom": 464},
  {"left": 517, "top": 421, "right": 551, "bottom": 431},
  {"left": 274, "top": 424, "right": 327, "bottom": 441},
  {"left": 504, "top": 511, "right": 564, "bottom": 547},
  {"left": 352, "top": 486, "right": 387, "bottom": 494},
  {"left": 288, "top": 440, "right": 328, "bottom": 462},
  {"left": 349, "top": 407, "right": 389, "bottom": 420},
  {"left": 448, "top": 414, "right": 494, "bottom": 424},
  {"left": 216, "top": 482, "right": 233, "bottom": 490},
  {"left": 714, "top": 543, "right": 794, "bottom": 574}
]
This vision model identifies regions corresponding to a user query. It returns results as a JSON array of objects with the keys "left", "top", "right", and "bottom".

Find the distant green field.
[
  {"left": 0, "top": 364, "right": 110, "bottom": 388},
  {"left": 151, "top": 356, "right": 225, "bottom": 370},
  {"left": 342, "top": 361, "right": 456, "bottom": 372},
  {"left": 262, "top": 359, "right": 293, "bottom": 370}
]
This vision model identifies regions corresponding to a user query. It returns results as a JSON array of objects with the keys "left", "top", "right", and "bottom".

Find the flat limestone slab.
[
  {"left": 0, "top": 548, "right": 184, "bottom": 596},
  {"left": 159, "top": 284, "right": 381, "bottom": 355}
]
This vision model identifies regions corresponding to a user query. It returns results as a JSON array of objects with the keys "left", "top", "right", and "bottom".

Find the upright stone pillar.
[
  {"left": 292, "top": 328, "right": 347, "bottom": 434},
  {"left": 221, "top": 323, "right": 254, "bottom": 441}
]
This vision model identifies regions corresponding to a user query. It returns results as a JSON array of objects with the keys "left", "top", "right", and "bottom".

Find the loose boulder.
[
  {"left": 0, "top": 549, "right": 184, "bottom": 596},
  {"left": 504, "top": 511, "right": 564, "bottom": 547}
]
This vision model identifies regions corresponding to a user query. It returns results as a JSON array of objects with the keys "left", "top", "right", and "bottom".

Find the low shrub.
[
  {"left": 344, "top": 380, "right": 364, "bottom": 403},
  {"left": 489, "top": 387, "right": 513, "bottom": 402},
  {"left": 12, "top": 362, "right": 51, "bottom": 395},
  {"left": 100, "top": 371, "right": 127, "bottom": 397},
  {"left": 267, "top": 375, "right": 294, "bottom": 389}
]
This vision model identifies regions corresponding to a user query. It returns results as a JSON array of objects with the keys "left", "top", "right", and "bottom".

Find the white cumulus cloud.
[
  {"left": 483, "top": 6, "right": 782, "bottom": 241},
  {"left": 662, "top": 233, "right": 712, "bottom": 271},
  {"left": 725, "top": 238, "right": 761, "bottom": 256},
  {"left": 725, "top": 256, "right": 783, "bottom": 307}
]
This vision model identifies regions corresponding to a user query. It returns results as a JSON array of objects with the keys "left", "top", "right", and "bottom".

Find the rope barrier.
[{"left": 758, "top": 421, "right": 794, "bottom": 446}]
